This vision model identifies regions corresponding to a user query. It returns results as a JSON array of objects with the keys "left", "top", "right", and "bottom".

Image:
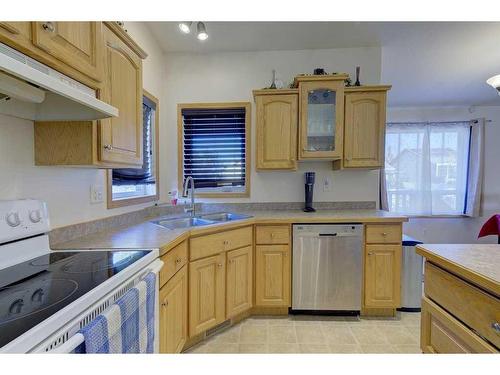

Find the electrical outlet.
[
  {"left": 90, "top": 185, "right": 104, "bottom": 204},
  {"left": 323, "top": 176, "right": 333, "bottom": 192}
]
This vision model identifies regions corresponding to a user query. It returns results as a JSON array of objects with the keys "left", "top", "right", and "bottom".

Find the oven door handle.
[{"left": 49, "top": 333, "right": 84, "bottom": 353}]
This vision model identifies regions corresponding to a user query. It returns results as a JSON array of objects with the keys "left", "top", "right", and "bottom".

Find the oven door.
[{"left": 36, "top": 259, "right": 163, "bottom": 353}]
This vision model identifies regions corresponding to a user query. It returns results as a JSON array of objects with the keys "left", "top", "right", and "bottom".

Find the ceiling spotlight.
[
  {"left": 487, "top": 74, "right": 500, "bottom": 96},
  {"left": 197, "top": 22, "right": 208, "bottom": 41},
  {"left": 178, "top": 22, "right": 192, "bottom": 34}
]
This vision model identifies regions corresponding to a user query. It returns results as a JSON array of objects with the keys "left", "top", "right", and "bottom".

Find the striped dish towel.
[{"left": 77, "top": 272, "right": 156, "bottom": 354}]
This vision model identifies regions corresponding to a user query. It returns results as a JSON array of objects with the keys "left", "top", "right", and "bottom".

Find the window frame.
[
  {"left": 106, "top": 90, "right": 160, "bottom": 209},
  {"left": 384, "top": 120, "right": 472, "bottom": 218},
  {"left": 177, "top": 102, "right": 251, "bottom": 198}
]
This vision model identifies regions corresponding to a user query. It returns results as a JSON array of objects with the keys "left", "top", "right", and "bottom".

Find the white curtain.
[
  {"left": 464, "top": 118, "right": 485, "bottom": 217},
  {"left": 384, "top": 121, "right": 472, "bottom": 216}
]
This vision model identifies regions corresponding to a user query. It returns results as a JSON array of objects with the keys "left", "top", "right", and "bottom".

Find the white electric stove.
[{"left": 0, "top": 199, "right": 163, "bottom": 353}]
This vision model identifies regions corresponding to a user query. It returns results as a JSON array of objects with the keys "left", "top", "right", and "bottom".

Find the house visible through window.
[
  {"left": 179, "top": 103, "right": 250, "bottom": 196},
  {"left": 384, "top": 121, "right": 471, "bottom": 216},
  {"left": 109, "top": 92, "right": 159, "bottom": 207}
]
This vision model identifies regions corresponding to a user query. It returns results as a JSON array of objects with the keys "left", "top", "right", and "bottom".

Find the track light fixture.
[
  {"left": 178, "top": 21, "right": 208, "bottom": 41},
  {"left": 178, "top": 22, "right": 192, "bottom": 34}
]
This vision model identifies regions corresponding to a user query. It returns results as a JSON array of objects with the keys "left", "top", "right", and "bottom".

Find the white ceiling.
[{"left": 147, "top": 22, "right": 500, "bottom": 107}]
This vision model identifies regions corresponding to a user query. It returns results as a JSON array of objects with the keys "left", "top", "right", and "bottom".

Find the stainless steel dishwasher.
[{"left": 292, "top": 224, "right": 363, "bottom": 313}]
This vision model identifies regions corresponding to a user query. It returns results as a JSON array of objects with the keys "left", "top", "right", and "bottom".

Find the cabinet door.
[
  {"left": 0, "top": 22, "right": 31, "bottom": 42},
  {"left": 189, "top": 253, "right": 226, "bottom": 336},
  {"left": 159, "top": 266, "right": 188, "bottom": 353},
  {"left": 255, "top": 245, "right": 290, "bottom": 307},
  {"left": 421, "top": 297, "right": 497, "bottom": 353},
  {"left": 226, "top": 246, "right": 253, "bottom": 318},
  {"left": 32, "top": 22, "right": 103, "bottom": 81},
  {"left": 255, "top": 94, "right": 298, "bottom": 170},
  {"left": 299, "top": 80, "right": 344, "bottom": 160},
  {"left": 364, "top": 244, "right": 401, "bottom": 308},
  {"left": 99, "top": 25, "right": 143, "bottom": 166},
  {"left": 344, "top": 91, "right": 387, "bottom": 168}
]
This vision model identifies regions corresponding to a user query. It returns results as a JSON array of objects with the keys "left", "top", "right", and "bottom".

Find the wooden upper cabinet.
[
  {"left": 295, "top": 75, "right": 347, "bottom": 160},
  {"left": 254, "top": 90, "right": 298, "bottom": 170},
  {"left": 159, "top": 265, "right": 188, "bottom": 353},
  {"left": 364, "top": 244, "right": 401, "bottom": 308},
  {"left": 32, "top": 22, "right": 103, "bottom": 82},
  {"left": 226, "top": 246, "right": 253, "bottom": 318},
  {"left": 342, "top": 86, "right": 390, "bottom": 169},
  {"left": 98, "top": 24, "right": 143, "bottom": 166}
]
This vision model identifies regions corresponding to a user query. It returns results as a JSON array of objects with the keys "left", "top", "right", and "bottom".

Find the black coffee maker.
[{"left": 303, "top": 172, "right": 316, "bottom": 212}]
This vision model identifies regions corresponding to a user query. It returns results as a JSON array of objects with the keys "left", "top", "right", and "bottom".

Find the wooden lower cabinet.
[
  {"left": 255, "top": 245, "right": 290, "bottom": 307},
  {"left": 159, "top": 265, "right": 188, "bottom": 353},
  {"left": 364, "top": 244, "right": 401, "bottom": 308},
  {"left": 189, "top": 253, "right": 226, "bottom": 337},
  {"left": 421, "top": 297, "right": 497, "bottom": 353},
  {"left": 226, "top": 246, "right": 253, "bottom": 318}
]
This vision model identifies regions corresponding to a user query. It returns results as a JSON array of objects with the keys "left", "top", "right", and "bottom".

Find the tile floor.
[{"left": 185, "top": 312, "right": 422, "bottom": 354}]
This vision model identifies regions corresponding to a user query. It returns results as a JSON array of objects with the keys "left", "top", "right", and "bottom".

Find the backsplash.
[{"left": 49, "top": 201, "right": 375, "bottom": 245}]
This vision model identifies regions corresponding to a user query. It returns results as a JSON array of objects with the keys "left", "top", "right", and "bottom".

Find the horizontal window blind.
[
  {"left": 112, "top": 100, "right": 156, "bottom": 185},
  {"left": 182, "top": 107, "right": 246, "bottom": 189}
]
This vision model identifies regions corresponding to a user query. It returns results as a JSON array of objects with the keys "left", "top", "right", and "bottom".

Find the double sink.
[{"left": 151, "top": 212, "right": 252, "bottom": 230}]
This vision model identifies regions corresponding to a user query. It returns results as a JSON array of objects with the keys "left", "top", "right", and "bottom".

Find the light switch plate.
[
  {"left": 90, "top": 184, "right": 104, "bottom": 204},
  {"left": 323, "top": 176, "right": 333, "bottom": 192}
]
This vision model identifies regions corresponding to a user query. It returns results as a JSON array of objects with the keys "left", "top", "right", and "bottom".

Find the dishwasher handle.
[{"left": 318, "top": 232, "right": 360, "bottom": 237}]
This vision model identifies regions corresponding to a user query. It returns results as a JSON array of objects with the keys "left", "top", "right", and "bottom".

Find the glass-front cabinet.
[{"left": 296, "top": 75, "right": 347, "bottom": 159}]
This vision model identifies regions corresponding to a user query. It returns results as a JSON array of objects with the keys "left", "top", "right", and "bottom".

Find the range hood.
[{"left": 0, "top": 42, "right": 118, "bottom": 121}]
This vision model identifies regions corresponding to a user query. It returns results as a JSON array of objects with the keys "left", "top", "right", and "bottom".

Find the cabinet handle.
[
  {"left": 161, "top": 301, "right": 168, "bottom": 307},
  {"left": 271, "top": 233, "right": 275, "bottom": 238},
  {"left": 367, "top": 252, "right": 374, "bottom": 255},
  {"left": 103, "top": 144, "right": 113, "bottom": 151},
  {"left": 492, "top": 322, "right": 500, "bottom": 333},
  {"left": 42, "top": 22, "right": 55, "bottom": 33},
  {"left": 223, "top": 240, "right": 229, "bottom": 246},
  {"left": 382, "top": 232, "right": 388, "bottom": 236}
]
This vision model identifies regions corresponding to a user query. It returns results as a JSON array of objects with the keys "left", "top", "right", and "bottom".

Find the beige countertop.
[
  {"left": 52, "top": 209, "right": 407, "bottom": 256},
  {"left": 416, "top": 243, "right": 500, "bottom": 296}
]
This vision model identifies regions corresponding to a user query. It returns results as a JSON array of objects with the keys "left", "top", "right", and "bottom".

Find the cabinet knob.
[
  {"left": 382, "top": 232, "right": 388, "bottom": 236},
  {"left": 492, "top": 322, "right": 500, "bottom": 333},
  {"left": 223, "top": 240, "right": 229, "bottom": 246},
  {"left": 161, "top": 301, "right": 168, "bottom": 307},
  {"left": 217, "top": 263, "right": 223, "bottom": 268},
  {"left": 103, "top": 144, "right": 113, "bottom": 151},
  {"left": 271, "top": 233, "right": 275, "bottom": 238},
  {"left": 367, "top": 252, "right": 374, "bottom": 255},
  {"left": 42, "top": 22, "right": 55, "bottom": 32},
  {"left": 175, "top": 258, "right": 182, "bottom": 264}
]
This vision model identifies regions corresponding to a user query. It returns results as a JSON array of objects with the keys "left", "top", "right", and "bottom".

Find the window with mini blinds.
[{"left": 179, "top": 103, "right": 250, "bottom": 196}]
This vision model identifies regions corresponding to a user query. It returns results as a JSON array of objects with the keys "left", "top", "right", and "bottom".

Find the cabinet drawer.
[
  {"left": 190, "top": 226, "right": 253, "bottom": 261},
  {"left": 424, "top": 262, "right": 500, "bottom": 349},
  {"left": 365, "top": 224, "right": 401, "bottom": 244},
  {"left": 159, "top": 241, "right": 188, "bottom": 287},
  {"left": 421, "top": 296, "right": 497, "bottom": 353},
  {"left": 256, "top": 225, "right": 290, "bottom": 244}
]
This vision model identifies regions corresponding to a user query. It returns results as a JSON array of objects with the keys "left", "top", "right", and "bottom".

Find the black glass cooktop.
[{"left": 0, "top": 250, "right": 150, "bottom": 349}]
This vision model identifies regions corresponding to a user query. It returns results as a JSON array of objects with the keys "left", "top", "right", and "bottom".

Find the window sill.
[
  {"left": 195, "top": 191, "right": 249, "bottom": 198},
  {"left": 404, "top": 215, "right": 469, "bottom": 219}
]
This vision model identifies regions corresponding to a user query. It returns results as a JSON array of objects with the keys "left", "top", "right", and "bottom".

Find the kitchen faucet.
[{"left": 182, "top": 176, "right": 196, "bottom": 217}]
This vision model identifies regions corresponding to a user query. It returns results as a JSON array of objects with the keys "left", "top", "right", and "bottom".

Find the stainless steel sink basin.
[
  {"left": 198, "top": 212, "right": 253, "bottom": 222},
  {"left": 151, "top": 217, "right": 215, "bottom": 230}
]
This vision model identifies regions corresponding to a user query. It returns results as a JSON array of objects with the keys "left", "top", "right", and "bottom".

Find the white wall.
[
  {"left": 162, "top": 47, "right": 382, "bottom": 203},
  {"left": 387, "top": 106, "right": 500, "bottom": 244},
  {"left": 0, "top": 22, "right": 165, "bottom": 228}
]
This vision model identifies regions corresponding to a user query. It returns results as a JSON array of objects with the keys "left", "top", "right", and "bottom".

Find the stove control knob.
[
  {"left": 9, "top": 299, "right": 24, "bottom": 315},
  {"left": 31, "top": 288, "right": 45, "bottom": 303},
  {"left": 29, "top": 209, "right": 42, "bottom": 223},
  {"left": 6, "top": 212, "right": 21, "bottom": 227}
]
